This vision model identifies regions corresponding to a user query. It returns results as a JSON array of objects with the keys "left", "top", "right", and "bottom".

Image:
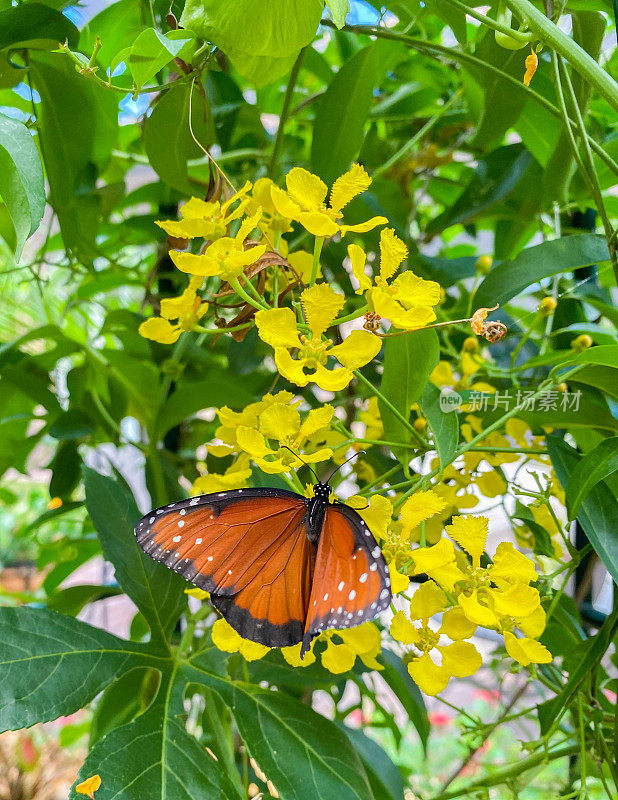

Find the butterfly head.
[{"left": 312, "top": 481, "right": 332, "bottom": 502}]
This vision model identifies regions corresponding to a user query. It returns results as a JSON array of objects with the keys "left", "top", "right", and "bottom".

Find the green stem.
[
  {"left": 430, "top": 744, "right": 578, "bottom": 800},
  {"left": 229, "top": 276, "right": 267, "bottom": 310},
  {"left": 332, "top": 305, "right": 369, "bottom": 326},
  {"left": 373, "top": 90, "right": 462, "bottom": 178},
  {"left": 310, "top": 237, "right": 324, "bottom": 287},
  {"left": 353, "top": 369, "right": 427, "bottom": 448},
  {"left": 269, "top": 47, "right": 306, "bottom": 177},
  {"left": 442, "top": 0, "right": 534, "bottom": 42},
  {"left": 503, "top": 0, "right": 618, "bottom": 112}
]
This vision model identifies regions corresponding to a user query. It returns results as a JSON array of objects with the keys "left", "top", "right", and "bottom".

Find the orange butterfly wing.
[
  {"left": 301, "top": 503, "right": 391, "bottom": 655},
  {"left": 135, "top": 489, "right": 315, "bottom": 646}
]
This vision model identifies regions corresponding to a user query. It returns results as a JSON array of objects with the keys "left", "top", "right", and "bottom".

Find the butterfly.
[{"left": 134, "top": 475, "right": 392, "bottom": 657}]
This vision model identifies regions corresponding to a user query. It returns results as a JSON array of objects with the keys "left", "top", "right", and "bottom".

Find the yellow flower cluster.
[
  {"left": 388, "top": 504, "right": 551, "bottom": 695},
  {"left": 139, "top": 164, "right": 442, "bottom": 393}
]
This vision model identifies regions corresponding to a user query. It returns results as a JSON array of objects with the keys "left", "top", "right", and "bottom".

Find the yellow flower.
[
  {"left": 193, "top": 453, "right": 253, "bottom": 494},
  {"left": 270, "top": 164, "right": 387, "bottom": 237},
  {"left": 388, "top": 560, "right": 411, "bottom": 594},
  {"left": 445, "top": 515, "right": 488, "bottom": 568},
  {"left": 139, "top": 276, "right": 208, "bottom": 344},
  {"left": 390, "top": 582, "right": 482, "bottom": 696},
  {"left": 255, "top": 283, "right": 382, "bottom": 391},
  {"left": 156, "top": 182, "right": 252, "bottom": 239},
  {"left": 236, "top": 401, "right": 335, "bottom": 474},
  {"left": 346, "top": 493, "right": 393, "bottom": 541},
  {"left": 359, "top": 396, "right": 383, "bottom": 440},
  {"left": 503, "top": 631, "right": 551, "bottom": 665},
  {"left": 281, "top": 641, "right": 316, "bottom": 667},
  {"left": 170, "top": 209, "right": 267, "bottom": 282},
  {"left": 247, "top": 177, "right": 293, "bottom": 235},
  {"left": 211, "top": 618, "right": 270, "bottom": 661},
  {"left": 76, "top": 775, "right": 101, "bottom": 799},
  {"left": 320, "top": 623, "right": 383, "bottom": 674},
  {"left": 348, "top": 228, "right": 440, "bottom": 330},
  {"left": 399, "top": 490, "right": 448, "bottom": 539}
]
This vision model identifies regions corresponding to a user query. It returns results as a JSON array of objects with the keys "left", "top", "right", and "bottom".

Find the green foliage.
[{"left": 0, "top": 1, "right": 617, "bottom": 798}]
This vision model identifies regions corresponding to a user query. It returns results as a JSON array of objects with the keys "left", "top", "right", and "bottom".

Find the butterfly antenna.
[
  {"left": 281, "top": 445, "right": 319, "bottom": 483},
  {"left": 325, "top": 450, "right": 365, "bottom": 484}
]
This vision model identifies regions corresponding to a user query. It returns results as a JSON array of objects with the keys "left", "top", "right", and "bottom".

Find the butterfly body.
[{"left": 135, "top": 482, "right": 391, "bottom": 657}]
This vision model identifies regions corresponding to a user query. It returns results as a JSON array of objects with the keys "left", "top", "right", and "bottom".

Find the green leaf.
[
  {"left": 48, "top": 409, "right": 95, "bottom": 439},
  {"left": 180, "top": 0, "right": 323, "bottom": 86},
  {"left": 311, "top": 45, "right": 377, "bottom": 186},
  {"left": 474, "top": 234, "right": 610, "bottom": 308},
  {"left": 129, "top": 28, "right": 196, "bottom": 89},
  {"left": 0, "top": 606, "right": 143, "bottom": 732},
  {"left": 378, "top": 648, "right": 429, "bottom": 751},
  {"left": 70, "top": 679, "right": 242, "bottom": 800},
  {"left": 566, "top": 437, "right": 618, "bottom": 520},
  {"left": 325, "top": 0, "right": 350, "bottom": 27},
  {"left": 419, "top": 382, "right": 459, "bottom": 468},
  {"left": 29, "top": 51, "right": 118, "bottom": 260},
  {"left": 158, "top": 378, "right": 258, "bottom": 435},
  {"left": 89, "top": 667, "right": 154, "bottom": 745},
  {"left": 83, "top": 467, "right": 186, "bottom": 649},
  {"left": 81, "top": 0, "right": 143, "bottom": 69},
  {"left": 341, "top": 725, "right": 405, "bottom": 800},
  {"left": 572, "top": 344, "right": 618, "bottom": 368},
  {"left": 46, "top": 584, "right": 122, "bottom": 616},
  {"left": 144, "top": 82, "right": 213, "bottom": 195},
  {"left": 548, "top": 437, "right": 618, "bottom": 585},
  {"left": 49, "top": 440, "right": 81, "bottom": 498},
  {"left": 0, "top": 2, "right": 79, "bottom": 49},
  {"left": 229, "top": 684, "right": 374, "bottom": 800},
  {"left": 379, "top": 329, "right": 439, "bottom": 468},
  {"left": 0, "top": 113, "right": 45, "bottom": 258}
]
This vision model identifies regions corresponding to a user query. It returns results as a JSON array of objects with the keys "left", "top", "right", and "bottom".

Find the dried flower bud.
[
  {"left": 363, "top": 311, "right": 382, "bottom": 332},
  {"left": 471, "top": 305, "right": 499, "bottom": 335},
  {"left": 524, "top": 47, "right": 539, "bottom": 87},
  {"left": 483, "top": 320, "right": 507, "bottom": 343}
]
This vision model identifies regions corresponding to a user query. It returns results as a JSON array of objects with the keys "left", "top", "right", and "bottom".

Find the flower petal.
[
  {"left": 328, "top": 329, "right": 382, "bottom": 370},
  {"left": 138, "top": 317, "right": 181, "bottom": 344},
  {"left": 348, "top": 243, "right": 372, "bottom": 294},
  {"left": 339, "top": 622, "right": 381, "bottom": 655},
  {"left": 490, "top": 583, "right": 540, "bottom": 618},
  {"left": 212, "top": 618, "right": 242, "bottom": 652},
  {"left": 439, "top": 640, "right": 482, "bottom": 678},
  {"left": 298, "top": 405, "right": 334, "bottom": 439},
  {"left": 445, "top": 515, "right": 488, "bottom": 566},
  {"left": 339, "top": 216, "right": 388, "bottom": 236},
  {"left": 281, "top": 641, "right": 316, "bottom": 666},
  {"left": 297, "top": 211, "right": 339, "bottom": 237},
  {"left": 503, "top": 631, "right": 551, "bottom": 666},
  {"left": 400, "top": 490, "right": 448, "bottom": 537},
  {"left": 346, "top": 494, "right": 392, "bottom": 541},
  {"left": 274, "top": 348, "right": 311, "bottom": 387},
  {"left": 457, "top": 589, "right": 499, "bottom": 627},
  {"left": 388, "top": 560, "right": 410, "bottom": 594},
  {"left": 271, "top": 184, "right": 302, "bottom": 219},
  {"left": 255, "top": 307, "right": 300, "bottom": 349},
  {"left": 321, "top": 640, "right": 356, "bottom": 674},
  {"left": 259, "top": 403, "right": 301, "bottom": 440},
  {"left": 409, "top": 580, "right": 448, "bottom": 622},
  {"left": 311, "top": 363, "right": 354, "bottom": 392},
  {"left": 329, "top": 163, "right": 371, "bottom": 212},
  {"left": 408, "top": 653, "right": 450, "bottom": 696},
  {"left": 490, "top": 542, "right": 538, "bottom": 586},
  {"left": 236, "top": 426, "right": 273, "bottom": 458},
  {"left": 393, "top": 271, "right": 441, "bottom": 308},
  {"left": 371, "top": 288, "right": 436, "bottom": 330},
  {"left": 170, "top": 250, "right": 222, "bottom": 277},
  {"left": 390, "top": 610, "right": 418, "bottom": 644},
  {"left": 301, "top": 283, "right": 345, "bottom": 336},
  {"left": 379, "top": 228, "right": 408, "bottom": 281},
  {"left": 239, "top": 639, "right": 270, "bottom": 661},
  {"left": 285, "top": 167, "right": 328, "bottom": 211},
  {"left": 439, "top": 606, "right": 477, "bottom": 641}
]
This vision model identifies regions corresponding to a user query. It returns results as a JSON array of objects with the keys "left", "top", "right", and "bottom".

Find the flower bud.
[
  {"left": 556, "top": 383, "right": 568, "bottom": 393},
  {"left": 462, "top": 336, "right": 479, "bottom": 353},
  {"left": 570, "top": 334, "right": 593, "bottom": 352},
  {"left": 414, "top": 418, "right": 427, "bottom": 432},
  {"left": 538, "top": 296, "right": 557, "bottom": 316},
  {"left": 475, "top": 255, "right": 493, "bottom": 275}
]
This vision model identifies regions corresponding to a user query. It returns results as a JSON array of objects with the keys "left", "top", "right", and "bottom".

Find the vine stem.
[
  {"left": 269, "top": 47, "right": 306, "bottom": 177},
  {"left": 353, "top": 369, "right": 427, "bottom": 447},
  {"left": 321, "top": 21, "right": 618, "bottom": 179}
]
